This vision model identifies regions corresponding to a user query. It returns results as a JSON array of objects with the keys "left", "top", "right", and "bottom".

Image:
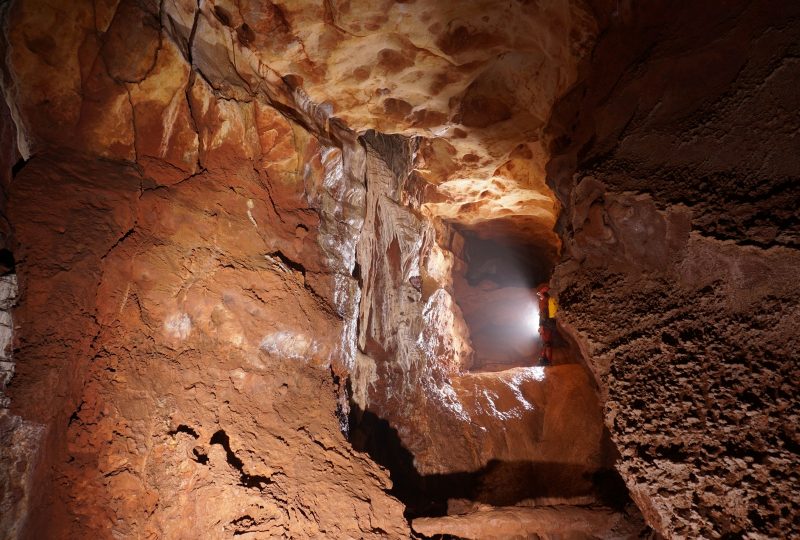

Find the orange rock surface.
[{"left": 1, "top": 0, "right": 796, "bottom": 538}]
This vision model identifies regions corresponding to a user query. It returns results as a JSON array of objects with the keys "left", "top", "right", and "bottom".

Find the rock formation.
[
  {"left": 544, "top": 1, "right": 800, "bottom": 537},
  {"left": 0, "top": 0, "right": 796, "bottom": 538}
]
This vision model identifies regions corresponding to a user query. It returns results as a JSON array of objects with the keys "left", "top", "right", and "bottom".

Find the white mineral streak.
[
  {"left": 264, "top": 254, "right": 290, "bottom": 273},
  {"left": 163, "top": 312, "right": 192, "bottom": 340},
  {"left": 333, "top": 274, "right": 361, "bottom": 371},
  {"left": 259, "top": 330, "right": 319, "bottom": 361},
  {"left": 0, "top": 273, "right": 46, "bottom": 537},
  {"left": 317, "top": 145, "right": 367, "bottom": 372},
  {"left": 351, "top": 352, "right": 378, "bottom": 411},
  {"left": 0, "top": 275, "right": 17, "bottom": 399},
  {"left": 246, "top": 199, "right": 257, "bottom": 228},
  {"left": 158, "top": 87, "right": 183, "bottom": 158}
]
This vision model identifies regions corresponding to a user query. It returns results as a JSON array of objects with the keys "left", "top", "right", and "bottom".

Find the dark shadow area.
[
  {"left": 459, "top": 229, "right": 551, "bottom": 288},
  {"left": 11, "top": 158, "right": 27, "bottom": 178},
  {"left": 592, "top": 423, "right": 634, "bottom": 511},
  {"left": 544, "top": 319, "right": 584, "bottom": 367},
  {"left": 348, "top": 406, "right": 634, "bottom": 519},
  {"left": 266, "top": 249, "right": 305, "bottom": 275},
  {"left": 0, "top": 249, "right": 15, "bottom": 276},
  {"left": 192, "top": 446, "right": 210, "bottom": 465},
  {"left": 67, "top": 400, "right": 84, "bottom": 427},
  {"left": 169, "top": 424, "right": 199, "bottom": 438},
  {"left": 210, "top": 429, "right": 271, "bottom": 490}
]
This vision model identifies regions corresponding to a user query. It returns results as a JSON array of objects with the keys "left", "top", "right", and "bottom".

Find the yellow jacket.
[{"left": 548, "top": 297, "right": 558, "bottom": 319}]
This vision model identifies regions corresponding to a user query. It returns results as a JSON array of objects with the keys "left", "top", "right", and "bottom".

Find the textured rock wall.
[
  {"left": 0, "top": 0, "right": 413, "bottom": 536},
  {"left": 0, "top": 274, "right": 17, "bottom": 407},
  {"left": 5, "top": 147, "right": 408, "bottom": 538},
  {"left": 0, "top": 0, "right": 606, "bottom": 534},
  {"left": 0, "top": 273, "right": 46, "bottom": 538},
  {"left": 545, "top": 1, "right": 800, "bottom": 537}
]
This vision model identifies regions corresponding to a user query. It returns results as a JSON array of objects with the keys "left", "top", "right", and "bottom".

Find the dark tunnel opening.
[
  {"left": 459, "top": 230, "right": 552, "bottom": 288},
  {"left": 451, "top": 228, "right": 577, "bottom": 372}
]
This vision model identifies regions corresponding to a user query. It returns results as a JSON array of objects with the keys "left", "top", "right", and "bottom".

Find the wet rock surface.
[
  {"left": 0, "top": 0, "right": 797, "bottom": 538},
  {"left": 5, "top": 152, "right": 408, "bottom": 538}
]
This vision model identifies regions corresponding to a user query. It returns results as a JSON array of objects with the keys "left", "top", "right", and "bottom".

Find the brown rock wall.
[
  {"left": 2, "top": 0, "right": 796, "bottom": 536},
  {"left": 545, "top": 1, "right": 800, "bottom": 536},
  {"left": 0, "top": 5, "right": 412, "bottom": 530},
  {"left": 6, "top": 150, "right": 408, "bottom": 538}
]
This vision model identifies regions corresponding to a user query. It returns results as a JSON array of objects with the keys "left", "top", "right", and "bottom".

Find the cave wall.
[
  {"left": 545, "top": 1, "right": 800, "bottom": 537},
  {"left": 0, "top": 0, "right": 412, "bottom": 536},
  {"left": 2, "top": 133, "right": 410, "bottom": 539},
  {"left": 0, "top": 0, "right": 606, "bottom": 535},
  {"left": 2, "top": 0, "right": 796, "bottom": 537},
  {"left": 0, "top": 2, "right": 622, "bottom": 535}
]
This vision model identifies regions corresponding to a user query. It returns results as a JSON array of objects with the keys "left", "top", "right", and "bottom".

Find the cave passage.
[
  {"left": 346, "top": 227, "right": 637, "bottom": 532},
  {"left": 453, "top": 230, "right": 574, "bottom": 372},
  {"left": 347, "top": 406, "right": 634, "bottom": 522}
]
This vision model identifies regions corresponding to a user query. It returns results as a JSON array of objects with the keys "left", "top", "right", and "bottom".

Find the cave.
[
  {"left": 454, "top": 230, "right": 545, "bottom": 372},
  {"left": 1, "top": 1, "right": 799, "bottom": 539}
]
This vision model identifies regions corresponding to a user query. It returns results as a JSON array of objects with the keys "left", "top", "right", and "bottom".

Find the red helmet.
[{"left": 536, "top": 284, "right": 550, "bottom": 296}]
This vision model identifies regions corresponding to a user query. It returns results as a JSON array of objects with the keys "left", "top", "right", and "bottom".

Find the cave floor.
[
  {"left": 467, "top": 326, "right": 575, "bottom": 373},
  {"left": 406, "top": 323, "right": 654, "bottom": 538},
  {"left": 353, "top": 332, "right": 650, "bottom": 538},
  {"left": 412, "top": 504, "right": 648, "bottom": 539}
]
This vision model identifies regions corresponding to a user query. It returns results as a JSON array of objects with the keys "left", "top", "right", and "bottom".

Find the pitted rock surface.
[
  {"left": 545, "top": 1, "right": 800, "bottom": 536},
  {"left": 0, "top": 0, "right": 797, "bottom": 538}
]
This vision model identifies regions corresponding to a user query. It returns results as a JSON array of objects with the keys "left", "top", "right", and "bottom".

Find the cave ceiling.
[
  {"left": 2, "top": 0, "right": 799, "bottom": 538},
  {"left": 6, "top": 0, "right": 598, "bottom": 255}
]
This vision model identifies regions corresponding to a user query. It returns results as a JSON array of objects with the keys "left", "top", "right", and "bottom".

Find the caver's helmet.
[{"left": 536, "top": 284, "right": 550, "bottom": 298}]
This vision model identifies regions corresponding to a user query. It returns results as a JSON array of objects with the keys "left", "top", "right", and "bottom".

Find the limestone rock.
[
  {"left": 544, "top": 1, "right": 800, "bottom": 536},
  {"left": 0, "top": 0, "right": 797, "bottom": 538}
]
